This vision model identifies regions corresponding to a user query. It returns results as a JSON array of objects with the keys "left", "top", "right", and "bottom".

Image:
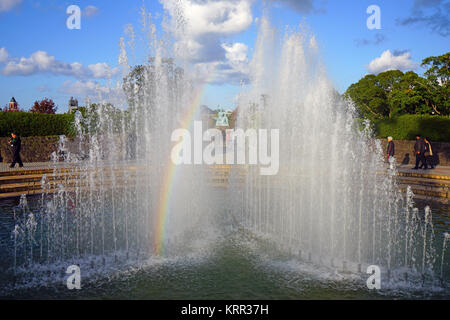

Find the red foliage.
[{"left": 29, "top": 98, "right": 57, "bottom": 114}]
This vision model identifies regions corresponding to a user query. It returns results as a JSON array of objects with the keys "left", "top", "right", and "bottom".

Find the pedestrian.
[
  {"left": 386, "top": 136, "right": 395, "bottom": 163},
  {"left": 422, "top": 137, "right": 435, "bottom": 169},
  {"left": 413, "top": 134, "right": 427, "bottom": 170},
  {"left": 8, "top": 132, "right": 23, "bottom": 168}
]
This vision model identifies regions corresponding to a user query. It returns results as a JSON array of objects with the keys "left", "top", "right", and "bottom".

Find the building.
[{"left": 7, "top": 97, "right": 18, "bottom": 112}]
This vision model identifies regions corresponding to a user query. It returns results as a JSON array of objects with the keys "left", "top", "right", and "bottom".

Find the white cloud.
[
  {"left": 83, "top": 5, "right": 99, "bottom": 17},
  {"left": 160, "top": 0, "right": 253, "bottom": 84},
  {"left": 59, "top": 80, "right": 123, "bottom": 98},
  {"left": 88, "top": 63, "right": 119, "bottom": 78},
  {"left": 221, "top": 42, "right": 249, "bottom": 79},
  {"left": 223, "top": 42, "right": 248, "bottom": 62},
  {"left": 0, "top": 48, "right": 119, "bottom": 79},
  {"left": 367, "top": 50, "right": 418, "bottom": 74},
  {"left": 186, "top": 43, "right": 249, "bottom": 85},
  {"left": 162, "top": 0, "right": 254, "bottom": 62},
  {"left": 178, "top": 0, "right": 253, "bottom": 36},
  {"left": 0, "top": 0, "right": 21, "bottom": 12},
  {"left": 0, "top": 47, "right": 9, "bottom": 63},
  {"left": 192, "top": 59, "right": 249, "bottom": 85},
  {"left": 60, "top": 80, "right": 107, "bottom": 96},
  {"left": 60, "top": 80, "right": 126, "bottom": 106}
]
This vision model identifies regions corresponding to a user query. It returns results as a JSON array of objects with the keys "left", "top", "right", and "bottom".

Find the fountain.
[
  {"left": 3, "top": 9, "right": 218, "bottom": 288},
  {"left": 234, "top": 18, "right": 361, "bottom": 263},
  {"left": 228, "top": 16, "right": 448, "bottom": 286},
  {"left": 1, "top": 10, "right": 448, "bottom": 297}
]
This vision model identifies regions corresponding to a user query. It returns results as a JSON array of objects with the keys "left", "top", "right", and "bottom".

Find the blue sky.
[{"left": 0, "top": 0, "right": 448, "bottom": 112}]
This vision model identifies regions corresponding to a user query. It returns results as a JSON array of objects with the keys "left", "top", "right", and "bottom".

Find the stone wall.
[
  {"left": 1, "top": 136, "right": 449, "bottom": 166},
  {"left": 378, "top": 139, "right": 450, "bottom": 166},
  {"left": 0, "top": 136, "right": 61, "bottom": 163},
  {"left": 0, "top": 135, "right": 130, "bottom": 163}
]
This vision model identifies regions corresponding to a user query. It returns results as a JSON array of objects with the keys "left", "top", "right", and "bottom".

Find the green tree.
[
  {"left": 419, "top": 52, "right": 449, "bottom": 115},
  {"left": 388, "top": 71, "right": 431, "bottom": 116},
  {"left": 422, "top": 52, "right": 449, "bottom": 86},
  {"left": 344, "top": 74, "right": 389, "bottom": 119},
  {"left": 122, "top": 58, "right": 184, "bottom": 114},
  {"left": 122, "top": 58, "right": 185, "bottom": 135},
  {"left": 375, "top": 70, "right": 405, "bottom": 117},
  {"left": 345, "top": 52, "right": 450, "bottom": 119}
]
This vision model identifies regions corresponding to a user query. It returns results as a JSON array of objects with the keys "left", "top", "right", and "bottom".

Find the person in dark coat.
[
  {"left": 422, "top": 138, "right": 435, "bottom": 169},
  {"left": 9, "top": 132, "right": 23, "bottom": 168},
  {"left": 386, "top": 136, "right": 395, "bottom": 162},
  {"left": 413, "top": 134, "right": 427, "bottom": 170}
]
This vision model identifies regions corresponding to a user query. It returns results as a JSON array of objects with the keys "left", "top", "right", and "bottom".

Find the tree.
[
  {"left": 345, "top": 52, "right": 450, "bottom": 119},
  {"left": 375, "top": 70, "right": 405, "bottom": 117},
  {"left": 30, "top": 98, "right": 57, "bottom": 114},
  {"left": 344, "top": 74, "right": 389, "bottom": 119},
  {"left": 419, "top": 52, "right": 450, "bottom": 115},
  {"left": 388, "top": 71, "right": 431, "bottom": 116},
  {"left": 122, "top": 58, "right": 184, "bottom": 113},
  {"left": 421, "top": 52, "right": 449, "bottom": 86},
  {"left": 122, "top": 58, "right": 185, "bottom": 135}
]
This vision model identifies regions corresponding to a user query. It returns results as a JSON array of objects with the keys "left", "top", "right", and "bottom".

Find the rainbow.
[{"left": 153, "top": 85, "right": 208, "bottom": 256}]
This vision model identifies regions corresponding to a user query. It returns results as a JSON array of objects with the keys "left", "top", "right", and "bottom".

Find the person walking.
[
  {"left": 386, "top": 136, "right": 395, "bottom": 163},
  {"left": 413, "top": 134, "right": 427, "bottom": 170},
  {"left": 9, "top": 132, "right": 23, "bottom": 168},
  {"left": 422, "top": 138, "right": 435, "bottom": 169}
]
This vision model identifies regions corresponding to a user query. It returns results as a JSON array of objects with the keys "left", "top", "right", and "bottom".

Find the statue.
[
  {"left": 68, "top": 96, "right": 79, "bottom": 113},
  {"left": 215, "top": 109, "right": 231, "bottom": 127}
]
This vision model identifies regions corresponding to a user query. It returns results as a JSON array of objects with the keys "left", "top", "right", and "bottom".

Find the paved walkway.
[
  {"left": 0, "top": 161, "right": 137, "bottom": 173},
  {"left": 1, "top": 161, "right": 450, "bottom": 175},
  {"left": 396, "top": 164, "right": 450, "bottom": 179},
  {"left": 0, "top": 162, "right": 62, "bottom": 171},
  {"left": 0, "top": 161, "right": 448, "bottom": 203}
]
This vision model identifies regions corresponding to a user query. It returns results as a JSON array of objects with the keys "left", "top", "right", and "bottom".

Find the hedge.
[
  {"left": 2, "top": 112, "right": 449, "bottom": 142},
  {"left": 374, "top": 115, "right": 450, "bottom": 142},
  {"left": 0, "top": 112, "right": 75, "bottom": 137}
]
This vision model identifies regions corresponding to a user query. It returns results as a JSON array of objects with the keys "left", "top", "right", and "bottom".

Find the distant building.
[
  {"left": 7, "top": 97, "right": 18, "bottom": 112},
  {"left": 68, "top": 96, "right": 79, "bottom": 113}
]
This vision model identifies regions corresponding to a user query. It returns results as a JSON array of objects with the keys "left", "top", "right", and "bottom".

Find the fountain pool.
[{"left": 0, "top": 10, "right": 449, "bottom": 299}]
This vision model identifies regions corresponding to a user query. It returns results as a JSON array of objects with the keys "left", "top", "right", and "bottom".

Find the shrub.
[
  {"left": 0, "top": 112, "right": 75, "bottom": 137},
  {"left": 374, "top": 115, "right": 450, "bottom": 142}
]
